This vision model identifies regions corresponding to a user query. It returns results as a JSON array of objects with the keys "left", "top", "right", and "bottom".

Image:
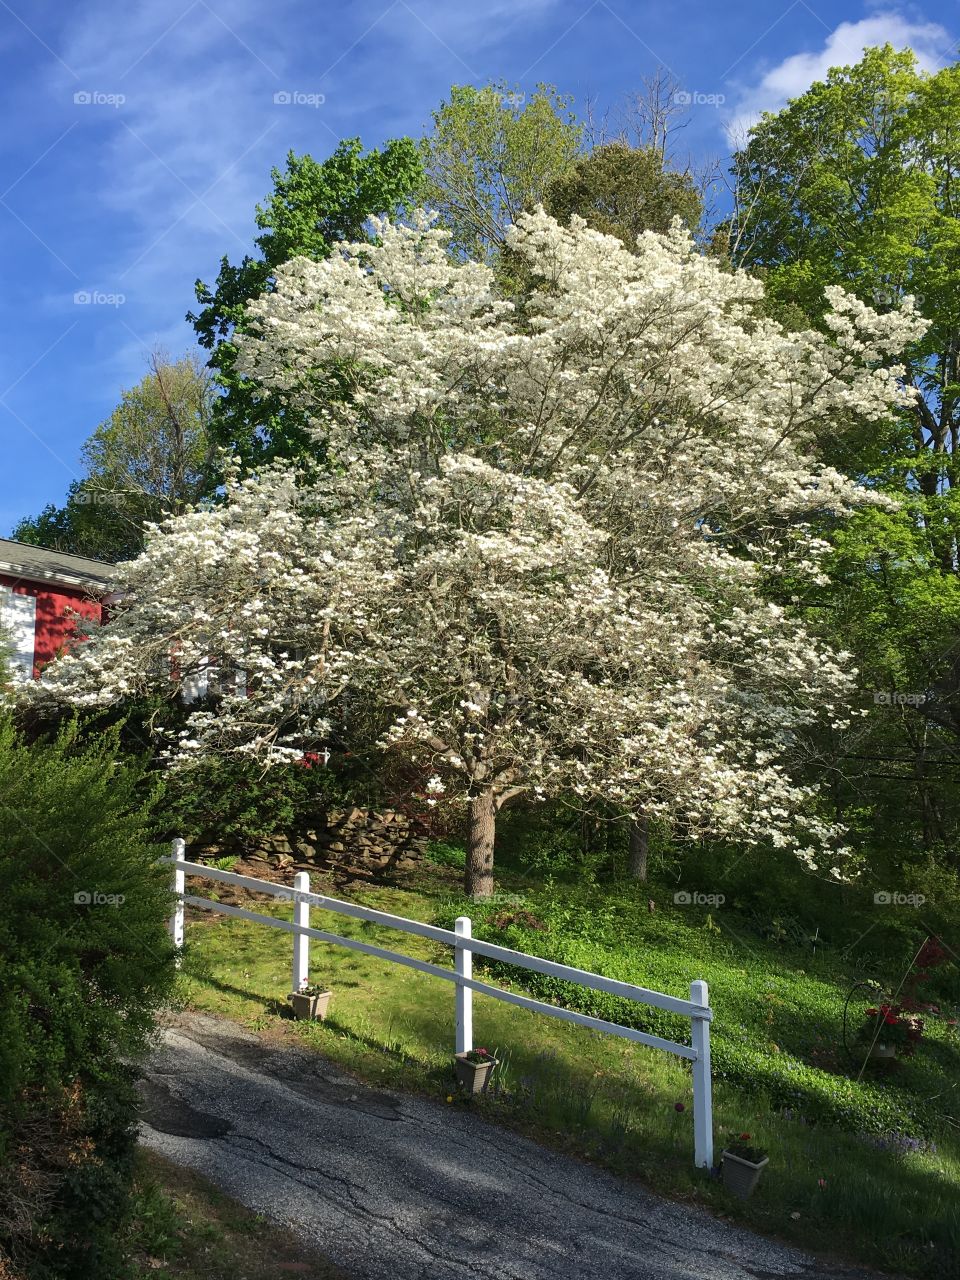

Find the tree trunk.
[
  {"left": 628, "top": 817, "right": 648, "bottom": 882},
  {"left": 465, "top": 789, "right": 497, "bottom": 899}
]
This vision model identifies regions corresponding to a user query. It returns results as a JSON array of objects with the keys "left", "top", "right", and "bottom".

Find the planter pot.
[
  {"left": 722, "top": 1150, "right": 769, "bottom": 1199},
  {"left": 288, "top": 990, "right": 332, "bottom": 1021},
  {"left": 869, "top": 1042, "right": 897, "bottom": 1060},
  {"left": 454, "top": 1053, "right": 498, "bottom": 1095}
]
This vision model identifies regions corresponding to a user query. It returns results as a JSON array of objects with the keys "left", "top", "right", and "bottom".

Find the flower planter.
[
  {"left": 454, "top": 1053, "right": 498, "bottom": 1095},
  {"left": 288, "top": 990, "right": 332, "bottom": 1021},
  {"left": 721, "top": 1150, "right": 769, "bottom": 1199},
  {"left": 869, "top": 1042, "right": 896, "bottom": 1060}
]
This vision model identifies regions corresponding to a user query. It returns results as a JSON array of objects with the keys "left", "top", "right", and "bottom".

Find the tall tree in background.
[
  {"left": 420, "top": 83, "right": 582, "bottom": 263},
  {"left": 189, "top": 139, "right": 423, "bottom": 468},
  {"left": 13, "top": 352, "right": 215, "bottom": 562},
  {"left": 727, "top": 45, "right": 960, "bottom": 859},
  {"left": 546, "top": 141, "right": 703, "bottom": 246}
]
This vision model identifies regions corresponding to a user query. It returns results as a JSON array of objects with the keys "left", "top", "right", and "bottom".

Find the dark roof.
[{"left": 0, "top": 538, "right": 116, "bottom": 591}]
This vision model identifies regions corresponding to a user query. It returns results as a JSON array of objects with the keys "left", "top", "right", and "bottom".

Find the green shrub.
[
  {"left": 0, "top": 720, "right": 175, "bottom": 1279},
  {"left": 156, "top": 753, "right": 361, "bottom": 849}
]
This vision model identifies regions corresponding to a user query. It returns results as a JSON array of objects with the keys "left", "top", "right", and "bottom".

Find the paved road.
[{"left": 141, "top": 1011, "right": 889, "bottom": 1280}]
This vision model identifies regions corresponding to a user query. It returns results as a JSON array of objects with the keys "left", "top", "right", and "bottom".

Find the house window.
[{"left": 181, "top": 657, "right": 246, "bottom": 703}]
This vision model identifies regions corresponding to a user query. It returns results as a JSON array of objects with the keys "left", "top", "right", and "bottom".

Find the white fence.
[{"left": 167, "top": 838, "right": 714, "bottom": 1168}]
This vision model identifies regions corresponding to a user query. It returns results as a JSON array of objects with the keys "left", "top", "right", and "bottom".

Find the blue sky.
[{"left": 0, "top": 0, "right": 954, "bottom": 535}]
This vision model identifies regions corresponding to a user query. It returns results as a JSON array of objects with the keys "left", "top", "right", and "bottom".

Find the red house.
[{"left": 0, "top": 538, "right": 114, "bottom": 680}]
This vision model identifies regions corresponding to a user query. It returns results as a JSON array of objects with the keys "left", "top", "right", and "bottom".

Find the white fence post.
[
  {"left": 455, "top": 916, "right": 473, "bottom": 1055},
  {"left": 292, "top": 870, "right": 310, "bottom": 993},
  {"left": 690, "top": 978, "right": 713, "bottom": 1169},
  {"left": 170, "top": 838, "right": 185, "bottom": 965}
]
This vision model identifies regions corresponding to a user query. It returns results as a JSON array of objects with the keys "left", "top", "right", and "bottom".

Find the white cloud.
[
  {"left": 48, "top": 0, "right": 564, "bottom": 332},
  {"left": 724, "top": 11, "right": 953, "bottom": 143}
]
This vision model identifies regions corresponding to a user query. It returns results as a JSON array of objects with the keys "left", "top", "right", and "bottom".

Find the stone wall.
[{"left": 255, "top": 807, "right": 431, "bottom": 875}]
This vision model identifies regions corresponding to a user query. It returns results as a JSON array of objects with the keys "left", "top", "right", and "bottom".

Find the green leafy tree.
[
  {"left": 546, "top": 141, "right": 702, "bottom": 244},
  {"left": 420, "top": 83, "right": 582, "bottom": 263},
  {"left": 728, "top": 46, "right": 959, "bottom": 485},
  {"left": 13, "top": 352, "right": 215, "bottom": 562},
  {"left": 189, "top": 138, "right": 424, "bottom": 468},
  {"left": 727, "top": 45, "right": 960, "bottom": 857}
]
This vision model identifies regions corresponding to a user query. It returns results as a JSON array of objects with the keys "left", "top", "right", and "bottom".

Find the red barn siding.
[{"left": 0, "top": 573, "right": 103, "bottom": 677}]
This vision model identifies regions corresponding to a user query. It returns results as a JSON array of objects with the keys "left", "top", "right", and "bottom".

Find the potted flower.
[
  {"left": 288, "top": 981, "right": 332, "bottom": 1021},
  {"left": 858, "top": 1005, "right": 923, "bottom": 1059},
  {"left": 721, "top": 1132, "right": 769, "bottom": 1199},
  {"left": 454, "top": 1046, "right": 498, "bottom": 1095}
]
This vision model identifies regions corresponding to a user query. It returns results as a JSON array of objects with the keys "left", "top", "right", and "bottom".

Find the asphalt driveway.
[{"left": 140, "top": 1011, "right": 893, "bottom": 1280}]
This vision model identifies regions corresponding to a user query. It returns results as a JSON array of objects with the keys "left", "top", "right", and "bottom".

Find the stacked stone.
[{"left": 257, "top": 808, "right": 430, "bottom": 872}]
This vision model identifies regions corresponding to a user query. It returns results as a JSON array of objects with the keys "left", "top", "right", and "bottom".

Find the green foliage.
[
  {"left": 420, "top": 83, "right": 582, "bottom": 263},
  {"left": 124, "top": 1150, "right": 344, "bottom": 1280},
  {"left": 494, "top": 801, "right": 585, "bottom": 872},
  {"left": 157, "top": 755, "right": 360, "bottom": 850},
  {"left": 81, "top": 354, "right": 215, "bottom": 513},
  {"left": 190, "top": 138, "right": 423, "bottom": 469},
  {"left": 545, "top": 142, "right": 702, "bottom": 244},
  {"left": 730, "top": 46, "right": 957, "bottom": 343},
  {"left": 727, "top": 44, "right": 960, "bottom": 867},
  {"left": 0, "top": 719, "right": 175, "bottom": 1278},
  {"left": 494, "top": 800, "right": 677, "bottom": 886},
  {"left": 11, "top": 483, "right": 138, "bottom": 562},
  {"left": 422, "top": 840, "right": 466, "bottom": 870},
  {"left": 435, "top": 880, "right": 958, "bottom": 1141}
]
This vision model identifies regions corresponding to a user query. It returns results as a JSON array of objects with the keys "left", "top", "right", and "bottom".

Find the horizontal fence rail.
[{"left": 166, "top": 838, "right": 714, "bottom": 1168}]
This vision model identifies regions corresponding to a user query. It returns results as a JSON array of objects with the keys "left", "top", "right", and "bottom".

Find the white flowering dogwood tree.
[{"left": 29, "top": 211, "right": 925, "bottom": 897}]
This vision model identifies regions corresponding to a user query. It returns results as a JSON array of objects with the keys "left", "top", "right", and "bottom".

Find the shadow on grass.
[
  {"left": 311, "top": 1013, "right": 454, "bottom": 1084},
  {"left": 184, "top": 971, "right": 281, "bottom": 1012}
]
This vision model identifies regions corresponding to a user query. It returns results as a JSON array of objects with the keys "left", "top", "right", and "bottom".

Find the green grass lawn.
[{"left": 176, "top": 859, "right": 960, "bottom": 1279}]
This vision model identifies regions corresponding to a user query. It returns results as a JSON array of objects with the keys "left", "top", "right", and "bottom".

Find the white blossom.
[{"left": 26, "top": 211, "right": 927, "bottom": 878}]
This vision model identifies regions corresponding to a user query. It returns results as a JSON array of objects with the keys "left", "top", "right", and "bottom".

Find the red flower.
[
  {"left": 674, "top": 1102, "right": 686, "bottom": 1112},
  {"left": 738, "top": 1132, "right": 751, "bottom": 1141},
  {"left": 865, "top": 1008, "right": 878, "bottom": 1016},
  {"left": 884, "top": 1014, "right": 898, "bottom": 1025}
]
